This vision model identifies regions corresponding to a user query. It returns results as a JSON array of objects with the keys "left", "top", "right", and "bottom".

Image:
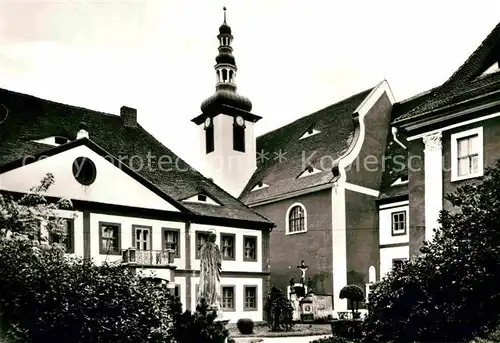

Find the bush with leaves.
[
  {"left": 0, "top": 174, "right": 178, "bottom": 343},
  {"left": 363, "top": 161, "right": 500, "bottom": 342},
  {"left": 171, "top": 298, "right": 229, "bottom": 343},
  {"left": 339, "top": 284, "right": 364, "bottom": 319},
  {"left": 263, "top": 286, "right": 294, "bottom": 332},
  {"left": 236, "top": 318, "right": 254, "bottom": 335}
]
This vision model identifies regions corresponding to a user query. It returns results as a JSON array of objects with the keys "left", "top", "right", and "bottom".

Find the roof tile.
[
  {"left": 239, "top": 88, "right": 373, "bottom": 204},
  {"left": 0, "top": 88, "right": 272, "bottom": 226}
]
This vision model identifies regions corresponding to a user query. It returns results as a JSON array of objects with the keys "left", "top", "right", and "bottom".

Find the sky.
[{"left": 1, "top": 0, "right": 500, "bottom": 171}]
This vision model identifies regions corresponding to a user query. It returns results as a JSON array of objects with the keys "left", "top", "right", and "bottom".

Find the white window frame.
[
  {"left": 391, "top": 211, "right": 407, "bottom": 236},
  {"left": 450, "top": 127, "right": 484, "bottom": 182},
  {"left": 285, "top": 203, "right": 307, "bottom": 235}
]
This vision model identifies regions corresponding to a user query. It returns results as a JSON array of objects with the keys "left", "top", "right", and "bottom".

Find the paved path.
[{"left": 256, "top": 335, "right": 330, "bottom": 343}]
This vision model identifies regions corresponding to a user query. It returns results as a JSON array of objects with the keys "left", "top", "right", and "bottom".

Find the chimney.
[
  {"left": 76, "top": 122, "right": 89, "bottom": 139},
  {"left": 120, "top": 106, "right": 137, "bottom": 128}
]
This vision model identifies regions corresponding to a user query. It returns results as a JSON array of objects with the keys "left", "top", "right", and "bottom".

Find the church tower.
[{"left": 192, "top": 7, "right": 262, "bottom": 198}]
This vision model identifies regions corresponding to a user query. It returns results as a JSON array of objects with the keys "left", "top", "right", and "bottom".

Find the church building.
[{"left": 194, "top": 11, "right": 500, "bottom": 315}]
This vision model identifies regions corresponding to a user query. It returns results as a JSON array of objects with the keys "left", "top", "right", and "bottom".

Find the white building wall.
[
  {"left": 380, "top": 246, "right": 409, "bottom": 279},
  {"left": 379, "top": 202, "right": 409, "bottom": 245},
  {"left": 199, "top": 114, "right": 257, "bottom": 198},
  {"left": 190, "top": 223, "right": 262, "bottom": 273},
  {"left": 89, "top": 213, "right": 186, "bottom": 269},
  {"left": 0, "top": 145, "right": 180, "bottom": 212},
  {"left": 190, "top": 276, "right": 263, "bottom": 323}
]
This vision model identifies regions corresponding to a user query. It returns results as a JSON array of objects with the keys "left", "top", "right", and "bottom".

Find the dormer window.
[
  {"left": 298, "top": 166, "right": 322, "bottom": 178},
  {"left": 182, "top": 193, "right": 220, "bottom": 206},
  {"left": 299, "top": 128, "right": 321, "bottom": 140},
  {"left": 479, "top": 61, "right": 500, "bottom": 77},
  {"left": 391, "top": 175, "right": 409, "bottom": 186},
  {"left": 251, "top": 182, "right": 269, "bottom": 192},
  {"left": 31, "top": 135, "right": 71, "bottom": 147}
]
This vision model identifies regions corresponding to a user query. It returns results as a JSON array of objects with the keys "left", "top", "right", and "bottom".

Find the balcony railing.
[{"left": 122, "top": 248, "right": 175, "bottom": 266}]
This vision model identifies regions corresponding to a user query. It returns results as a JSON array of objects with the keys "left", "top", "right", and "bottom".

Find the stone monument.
[{"left": 197, "top": 229, "right": 225, "bottom": 321}]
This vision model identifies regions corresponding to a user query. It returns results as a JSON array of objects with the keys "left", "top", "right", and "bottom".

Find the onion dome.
[
  {"left": 201, "top": 85, "right": 253, "bottom": 113},
  {"left": 219, "top": 23, "right": 231, "bottom": 35},
  {"left": 219, "top": 6, "right": 232, "bottom": 34},
  {"left": 215, "top": 52, "right": 235, "bottom": 65}
]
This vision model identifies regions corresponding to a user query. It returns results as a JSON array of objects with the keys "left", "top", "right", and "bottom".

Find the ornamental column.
[{"left": 423, "top": 131, "right": 443, "bottom": 242}]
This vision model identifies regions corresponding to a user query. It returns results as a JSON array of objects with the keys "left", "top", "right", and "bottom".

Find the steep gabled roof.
[
  {"left": 394, "top": 20, "right": 500, "bottom": 123},
  {"left": 378, "top": 89, "right": 432, "bottom": 201},
  {"left": 0, "top": 87, "right": 273, "bottom": 226},
  {"left": 239, "top": 88, "right": 373, "bottom": 205}
]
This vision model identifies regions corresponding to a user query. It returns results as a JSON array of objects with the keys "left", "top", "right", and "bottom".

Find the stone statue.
[{"left": 197, "top": 230, "right": 222, "bottom": 317}]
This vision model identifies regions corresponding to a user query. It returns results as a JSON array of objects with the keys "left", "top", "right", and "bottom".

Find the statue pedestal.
[
  {"left": 209, "top": 305, "right": 229, "bottom": 343},
  {"left": 210, "top": 305, "right": 228, "bottom": 323}
]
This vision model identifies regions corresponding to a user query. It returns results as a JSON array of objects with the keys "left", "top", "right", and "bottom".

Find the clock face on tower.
[
  {"left": 204, "top": 117, "right": 211, "bottom": 128},
  {"left": 235, "top": 116, "right": 244, "bottom": 126}
]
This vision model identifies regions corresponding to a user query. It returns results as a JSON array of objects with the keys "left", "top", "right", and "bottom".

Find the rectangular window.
[
  {"left": 49, "top": 218, "right": 74, "bottom": 253},
  {"left": 174, "top": 284, "right": 180, "bottom": 299},
  {"left": 99, "top": 222, "right": 121, "bottom": 255},
  {"left": 133, "top": 225, "right": 152, "bottom": 251},
  {"left": 391, "top": 211, "right": 406, "bottom": 236},
  {"left": 206, "top": 126, "right": 214, "bottom": 153},
  {"left": 451, "top": 127, "right": 483, "bottom": 182},
  {"left": 457, "top": 135, "right": 479, "bottom": 176},
  {"left": 163, "top": 229, "right": 180, "bottom": 258},
  {"left": 233, "top": 125, "right": 245, "bottom": 152},
  {"left": 221, "top": 234, "right": 235, "bottom": 260},
  {"left": 243, "top": 235, "right": 257, "bottom": 261},
  {"left": 196, "top": 231, "right": 210, "bottom": 259},
  {"left": 244, "top": 286, "right": 257, "bottom": 310},
  {"left": 222, "top": 286, "right": 235, "bottom": 310}
]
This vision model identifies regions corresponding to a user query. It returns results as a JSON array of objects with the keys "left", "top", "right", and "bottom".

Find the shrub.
[
  {"left": 237, "top": 318, "right": 254, "bottom": 335},
  {"left": 263, "top": 286, "right": 294, "bottom": 332},
  {"left": 339, "top": 284, "right": 363, "bottom": 319},
  {"left": 330, "top": 319, "right": 363, "bottom": 340},
  {"left": 310, "top": 334, "right": 352, "bottom": 343},
  {"left": 363, "top": 161, "right": 500, "bottom": 342},
  {"left": 0, "top": 238, "right": 176, "bottom": 343},
  {"left": 171, "top": 299, "right": 229, "bottom": 343}
]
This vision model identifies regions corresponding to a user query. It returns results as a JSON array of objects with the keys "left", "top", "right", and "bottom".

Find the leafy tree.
[
  {"left": 339, "top": 285, "right": 364, "bottom": 319},
  {"left": 0, "top": 173, "right": 73, "bottom": 242},
  {"left": 363, "top": 161, "right": 500, "bottom": 342},
  {"left": 263, "top": 286, "right": 294, "bottom": 332}
]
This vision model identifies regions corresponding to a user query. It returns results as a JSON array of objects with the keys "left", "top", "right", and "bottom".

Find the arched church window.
[
  {"left": 222, "top": 69, "right": 228, "bottom": 82},
  {"left": 286, "top": 204, "right": 307, "bottom": 234}
]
